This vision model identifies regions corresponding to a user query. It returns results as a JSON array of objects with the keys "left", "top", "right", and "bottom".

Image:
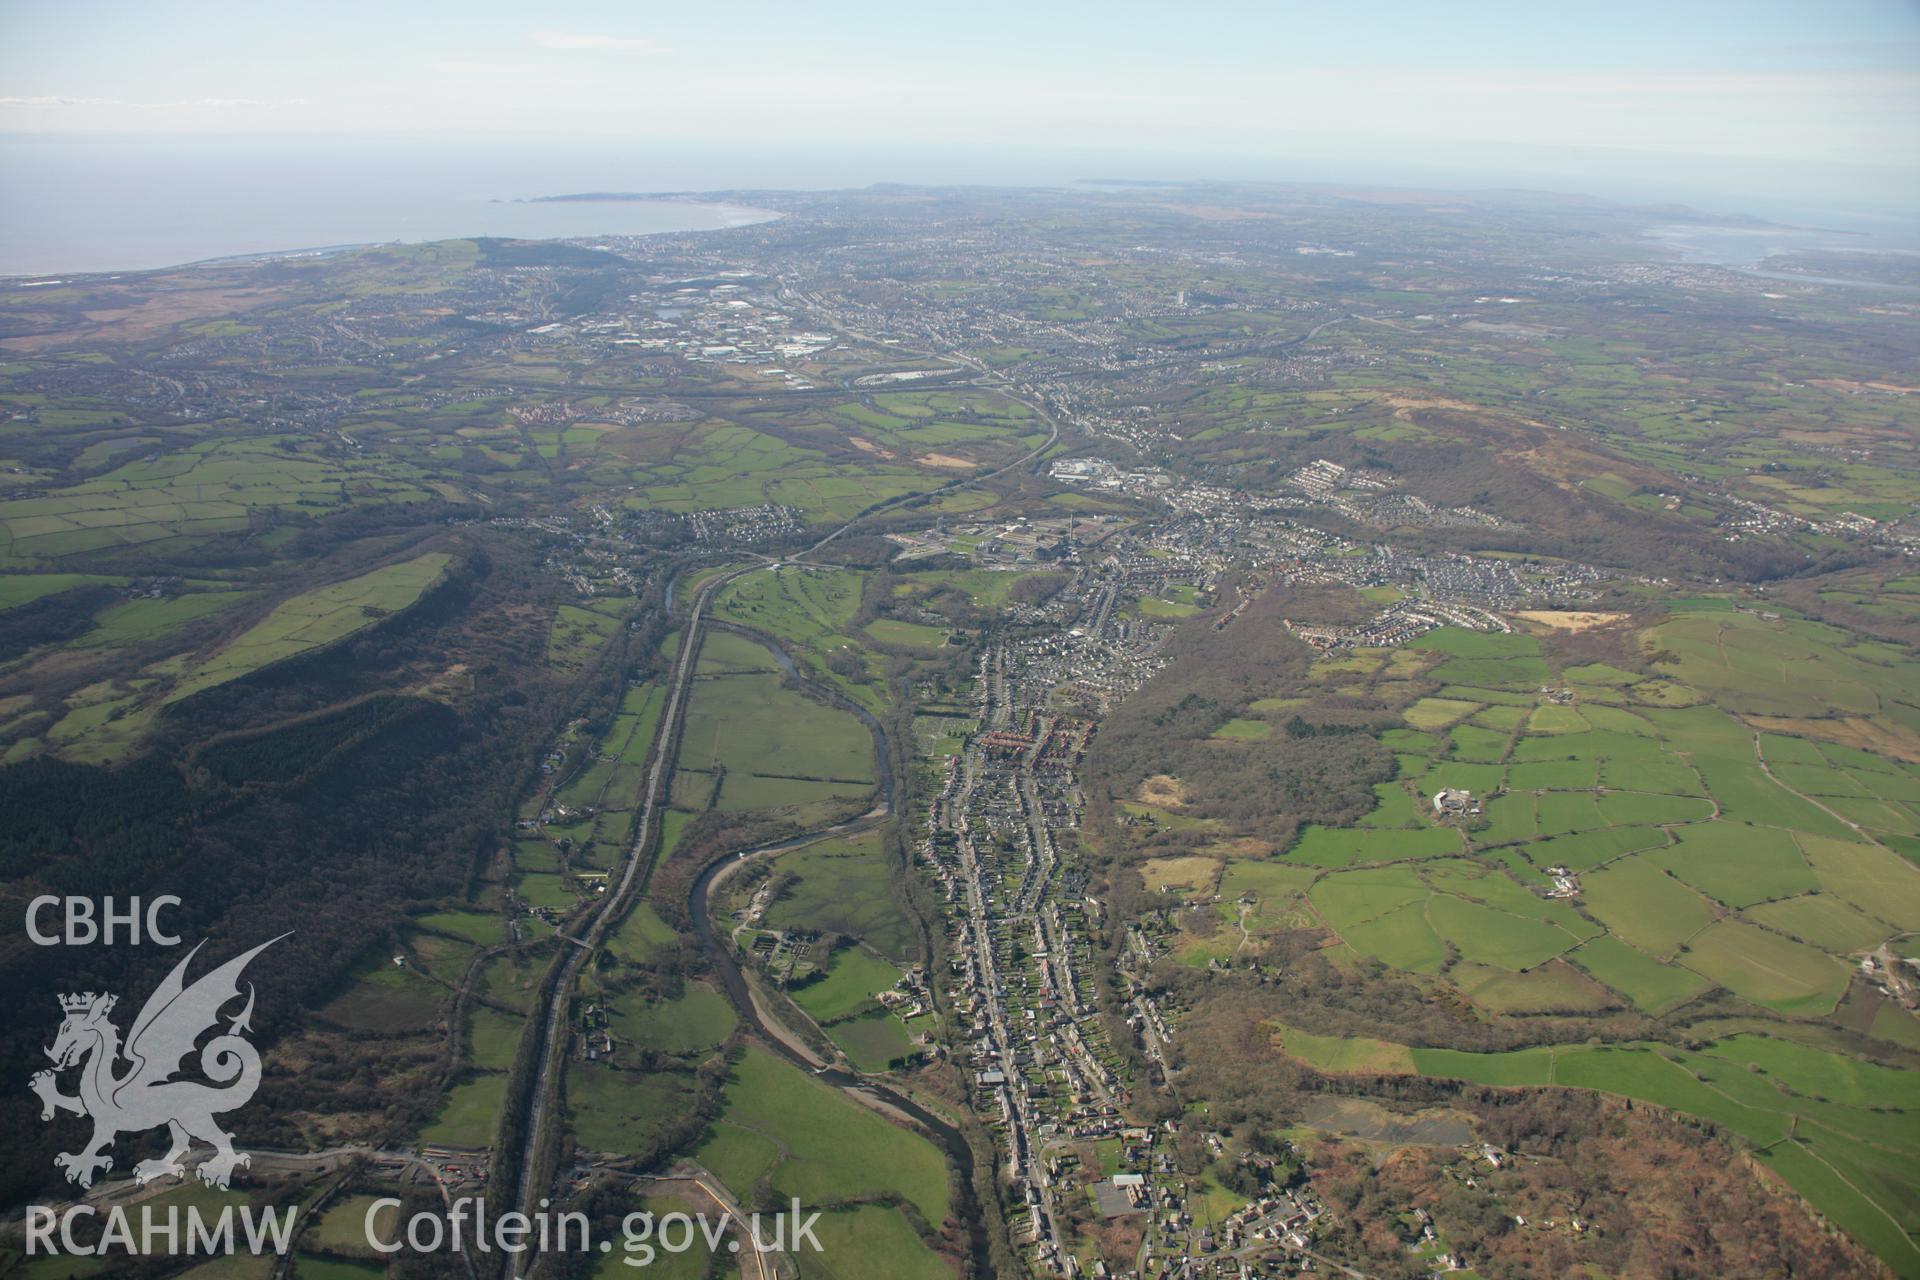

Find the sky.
[{"left": 2, "top": 0, "right": 1916, "bottom": 209}]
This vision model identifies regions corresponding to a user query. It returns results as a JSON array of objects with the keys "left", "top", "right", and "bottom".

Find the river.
[{"left": 685, "top": 627, "right": 990, "bottom": 1276}]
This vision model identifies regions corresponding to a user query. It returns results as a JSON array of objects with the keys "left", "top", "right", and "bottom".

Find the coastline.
[{"left": 0, "top": 198, "right": 782, "bottom": 281}]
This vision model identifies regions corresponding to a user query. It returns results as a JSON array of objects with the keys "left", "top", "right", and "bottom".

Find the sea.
[
  {"left": 1643, "top": 220, "right": 1920, "bottom": 270},
  {"left": 0, "top": 137, "right": 789, "bottom": 277},
  {"left": 3, "top": 134, "right": 1915, "bottom": 278}
]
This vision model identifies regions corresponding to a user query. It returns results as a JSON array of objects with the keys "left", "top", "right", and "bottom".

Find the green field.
[
  {"left": 167, "top": 553, "right": 449, "bottom": 702},
  {"left": 419, "top": 1071, "right": 506, "bottom": 1146},
  {"left": 795, "top": 1204, "right": 952, "bottom": 1280},
  {"left": 1356, "top": 781, "right": 1422, "bottom": 827},
  {"left": 0, "top": 435, "right": 432, "bottom": 565},
  {"left": 546, "top": 601, "right": 624, "bottom": 671},
  {"left": 565, "top": 1061, "right": 698, "bottom": 1156},
  {"left": 306, "top": 1195, "right": 399, "bottom": 1257},
  {"left": 1288, "top": 824, "right": 1461, "bottom": 866},
  {"left": 677, "top": 632, "right": 876, "bottom": 820},
  {"left": 466, "top": 1006, "right": 524, "bottom": 1070},
  {"left": 830, "top": 1011, "right": 916, "bottom": 1072},
  {"left": 715, "top": 567, "right": 861, "bottom": 641},
  {"left": 692, "top": 1047, "right": 951, "bottom": 1222},
  {"left": 865, "top": 617, "right": 949, "bottom": 649},
  {"left": 1404, "top": 697, "right": 1481, "bottom": 729},
  {"left": 763, "top": 833, "right": 917, "bottom": 960},
  {"left": 613, "top": 982, "right": 737, "bottom": 1054},
  {"left": 72, "top": 588, "right": 250, "bottom": 649},
  {"left": 610, "top": 902, "right": 680, "bottom": 963},
  {"left": 1211, "top": 716, "right": 1271, "bottom": 741},
  {"left": 1249, "top": 607, "right": 1920, "bottom": 1266},
  {"left": 1746, "top": 892, "right": 1897, "bottom": 953},
  {"left": 1650, "top": 823, "right": 1818, "bottom": 908},
  {"left": 1140, "top": 594, "right": 1203, "bottom": 618},
  {"left": 1649, "top": 609, "right": 1916, "bottom": 722},
  {"left": 1566, "top": 935, "right": 1712, "bottom": 1014},
  {"left": 1579, "top": 856, "right": 1714, "bottom": 958},
  {"left": 1310, "top": 857, "right": 1596, "bottom": 984},
  {"left": 712, "top": 567, "right": 896, "bottom": 711},
  {"left": 1678, "top": 918, "right": 1850, "bottom": 1016},
  {"left": 319, "top": 959, "right": 443, "bottom": 1034},
  {"left": 791, "top": 945, "right": 902, "bottom": 1023},
  {"left": 0, "top": 572, "right": 128, "bottom": 608}
]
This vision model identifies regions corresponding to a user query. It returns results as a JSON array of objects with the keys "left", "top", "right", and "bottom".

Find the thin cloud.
[
  {"left": 0, "top": 95, "right": 303, "bottom": 112},
  {"left": 174, "top": 97, "right": 304, "bottom": 110},
  {"left": 432, "top": 59, "right": 544, "bottom": 75},
  {"left": 533, "top": 31, "right": 667, "bottom": 53},
  {"left": 0, "top": 95, "right": 123, "bottom": 107}
]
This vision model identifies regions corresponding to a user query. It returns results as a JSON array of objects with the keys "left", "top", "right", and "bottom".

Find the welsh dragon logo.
[{"left": 31, "top": 935, "right": 285, "bottom": 1190}]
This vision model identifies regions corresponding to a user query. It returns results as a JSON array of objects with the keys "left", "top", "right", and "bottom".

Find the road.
[
  {"left": 501, "top": 557, "right": 753, "bottom": 1248},
  {"left": 680, "top": 633, "right": 994, "bottom": 1276},
  {"left": 493, "top": 328, "right": 1063, "bottom": 1271}
]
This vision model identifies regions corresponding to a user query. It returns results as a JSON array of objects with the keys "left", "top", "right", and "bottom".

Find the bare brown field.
[
  {"left": 1159, "top": 203, "right": 1284, "bottom": 222},
  {"left": 1811, "top": 378, "right": 1920, "bottom": 395},
  {"left": 1208, "top": 836, "right": 1281, "bottom": 859},
  {"left": 1745, "top": 714, "right": 1920, "bottom": 765},
  {"left": 1514, "top": 610, "right": 1630, "bottom": 632},
  {"left": 0, "top": 286, "right": 286, "bottom": 351},
  {"left": 1140, "top": 855, "right": 1222, "bottom": 896},
  {"left": 1138, "top": 773, "right": 1189, "bottom": 807}
]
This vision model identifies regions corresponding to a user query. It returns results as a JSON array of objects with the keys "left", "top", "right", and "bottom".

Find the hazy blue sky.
[{"left": 3, "top": 1, "right": 1916, "bottom": 187}]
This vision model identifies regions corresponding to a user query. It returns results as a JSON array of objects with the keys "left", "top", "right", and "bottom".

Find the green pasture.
[
  {"left": 1566, "top": 936, "right": 1712, "bottom": 1014},
  {"left": 1581, "top": 857, "right": 1714, "bottom": 958},
  {"left": 1650, "top": 609, "right": 1913, "bottom": 721},
  {"left": 546, "top": 602, "right": 622, "bottom": 671},
  {"left": 794, "top": 1204, "right": 952, "bottom": 1280},
  {"left": 0, "top": 436, "right": 431, "bottom": 564},
  {"left": 679, "top": 632, "right": 875, "bottom": 820},
  {"left": 865, "top": 617, "right": 949, "bottom": 649},
  {"left": 466, "top": 1007, "right": 524, "bottom": 1070},
  {"left": 613, "top": 982, "right": 737, "bottom": 1054},
  {"left": 565, "top": 1062, "right": 698, "bottom": 1156},
  {"left": 692, "top": 1047, "right": 950, "bottom": 1222},
  {"left": 420, "top": 1072, "right": 506, "bottom": 1146},
  {"left": 791, "top": 946, "right": 902, "bottom": 1024},
  {"left": 166, "top": 553, "right": 449, "bottom": 703},
  {"left": 762, "top": 833, "right": 917, "bottom": 960},
  {"left": 1679, "top": 919, "right": 1850, "bottom": 1016},
  {"left": 1288, "top": 824, "right": 1462, "bottom": 866},
  {"left": 828, "top": 1012, "right": 916, "bottom": 1073}
]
